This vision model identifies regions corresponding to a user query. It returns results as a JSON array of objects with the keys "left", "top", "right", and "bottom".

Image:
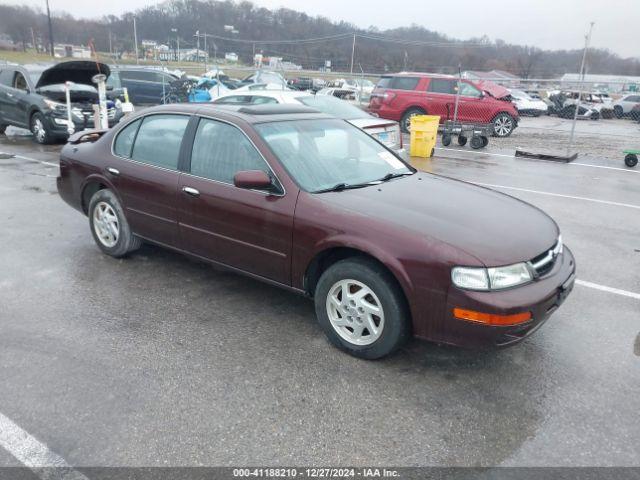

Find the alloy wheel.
[
  {"left": 93, "top": 202, "right": 120, "bottom": 248},
  {"left": 493, "top": 115, "right": 513, "bottom": 137},
  {"left": 32, "top": 117, "right": 46, "bottom": 143},
  {"left": 326, "top": 279, "right": 385, "bottom": 346}
]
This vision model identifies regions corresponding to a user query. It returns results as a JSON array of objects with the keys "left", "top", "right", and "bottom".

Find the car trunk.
[{"left": 349, "top": 118, "right": 402, "bottom": 151}]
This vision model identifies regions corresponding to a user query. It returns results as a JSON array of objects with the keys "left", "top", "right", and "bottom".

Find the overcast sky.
[{"left": 5, "top": 0, "right": 639, "bottom": 57}]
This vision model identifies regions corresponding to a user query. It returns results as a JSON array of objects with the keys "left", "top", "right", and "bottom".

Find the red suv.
[{"left": 368, "top": 73, "right": 519, "bottom": 137}]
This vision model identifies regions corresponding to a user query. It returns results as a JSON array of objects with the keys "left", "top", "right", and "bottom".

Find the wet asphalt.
[{"left": 0, "top": 128, "right": 638, "bottom": 467}]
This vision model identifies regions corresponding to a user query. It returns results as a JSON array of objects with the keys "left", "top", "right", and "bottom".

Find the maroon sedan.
[{"left": 57, "top": 104, "right": 575, "bottom": 359}]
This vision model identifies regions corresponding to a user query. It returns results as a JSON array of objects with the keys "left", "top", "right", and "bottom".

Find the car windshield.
[
  {"left": 296, "top": 95, "right": 370, "bottom": 120},
  {"left": 255, "top": 119, "right": 413, "bottom": 193}
]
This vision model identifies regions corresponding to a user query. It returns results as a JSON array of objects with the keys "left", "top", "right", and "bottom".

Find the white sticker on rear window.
[{"left": 379, "top": 151, "right": 405, "bottom": 169}]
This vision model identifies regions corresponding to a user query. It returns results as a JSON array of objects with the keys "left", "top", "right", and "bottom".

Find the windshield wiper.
[
  {"left": 313, "top": 182, "right": 371, "bottom": 194},
  {"left": 376, "top": 171, "right": 414, "bottom": 183}
]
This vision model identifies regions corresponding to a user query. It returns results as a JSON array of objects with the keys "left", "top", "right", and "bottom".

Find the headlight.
[
  {"left": 452, "top": 262, "right": 532, "bottom": 291},
  {"left": 487, "top": 263, "right": 532, "bottom": 289},
  {"left": 43, "top": 98, "right": 66, "bottom": 111},
  {"left": 451, "top": 267, "right": 489, "bottom": 290}
]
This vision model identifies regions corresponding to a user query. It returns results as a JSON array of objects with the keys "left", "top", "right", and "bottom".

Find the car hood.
[
  {"left": 35, "top": 61, "right": 111, "bottom": 89},
  {"left": 476, "top": 80, "right": 511, "bottom": 100},
  {"left": 320, "top": 174, "right": 558, "bottom": 266}
]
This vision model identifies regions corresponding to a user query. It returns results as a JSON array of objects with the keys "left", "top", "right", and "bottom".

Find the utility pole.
[
  {"left": 133, "top": 17, "right": 139, "bottom": 64},
  {"left": 171, "top": 28, "right": 179, "bottom": 62},
  {"left": 196, "top": 30, "right": 200, "bottom": 64},
  {"left": 567, "top": 21, "right": 595, "bottom": 156},
  {"left": 45, "top": 0, "right": 54, "bottom": 57},
  {"left": 108, "top": 28, "right": 112, "bottom": 57},
  {"left": 203, "top": 32, "right": 207, "bottom": 71},
  {"left": 30, "top": 27, "right": 37, "bottom": 53},
  {"left": 350, "top": 33, "right": 356, "bottom": 74}
]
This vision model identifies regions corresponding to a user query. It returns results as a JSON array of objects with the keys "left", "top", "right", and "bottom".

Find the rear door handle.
[
  {"left": 182, "top": 186, "right": 200, "bottom": 198},
  {"left": 106, "top": 167, "right": 120, "bottom": 176}
]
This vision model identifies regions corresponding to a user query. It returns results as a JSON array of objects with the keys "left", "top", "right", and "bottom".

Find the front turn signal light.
[{"left": 453, "top": 308, "right": 532, "bottom": 326}]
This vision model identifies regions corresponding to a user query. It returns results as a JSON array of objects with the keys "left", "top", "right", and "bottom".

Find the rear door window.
[
  {"left": 113, "top": 119, "right": 141, "bottom": 158},
  {"left": 427, "top": 79, "right": 456, "bottom": 94},
  {"left": 0, "top": 69, "right": 15, "bottom": 86},
  {"left": 130, "top": 114, "right": 189, "bottom": 170}
]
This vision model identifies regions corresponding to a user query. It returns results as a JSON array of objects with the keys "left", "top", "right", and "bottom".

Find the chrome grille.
[{"left": 529, "top": 239, "right": 562, "bottom": 277}]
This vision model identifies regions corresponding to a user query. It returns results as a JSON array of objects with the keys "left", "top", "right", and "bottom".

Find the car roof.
[
  {"left": 384, "top": 72, "right": 456, "bottom": 79},
  {"left": 134, "top": 103, "right": 332, "bottom": 124},
  {"left": 220, "top": 90, "right": 312, "bottom": 99}
]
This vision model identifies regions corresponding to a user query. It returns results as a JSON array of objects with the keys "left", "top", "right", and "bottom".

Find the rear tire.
[
  {"left": 491, "top": 112, "right": 515, "bottom": 137},
  {"left": 441, "top": 133, "right": 452, "bottom": 147},
  {"left": 400, "top": 107, "right": 426, "bottom": 134},
  {"left": 613, "top": 106, "right": 624, "bottom": 118},
  {"left": 457, "top": 135, "right": 467, "bottom": 146},
  {"left": 88, "top": 189, "right": 142, "bottom": 258},
  {"left": 314, "top": 257, "right": 410, "bottom": 360},
  {"left": 0, "top": 124, "right": 6, "bottom": 134},
  {"left": 625, "top": 154, "right": 638, "bottom": 168}
]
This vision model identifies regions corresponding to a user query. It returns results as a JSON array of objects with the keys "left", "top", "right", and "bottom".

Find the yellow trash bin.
[{"left": 409, "top": 115, "right": 440, "bottom": 158}]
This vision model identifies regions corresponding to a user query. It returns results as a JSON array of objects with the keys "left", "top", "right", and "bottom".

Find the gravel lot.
[{"left": 0, "top": 128, "right": 638, "bottom": 471}]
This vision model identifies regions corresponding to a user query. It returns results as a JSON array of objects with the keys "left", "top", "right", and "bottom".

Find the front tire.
[
  {"left": 625, "top": 154, "right": 638, "bottom": 168},
  {"left": 400, "top": 107, "right": 426, "bottom": 134},
  {"left": 0, "top": 124, "right": 7, "bottom": 134},
  {"left": 88, "top": 189, "right": 142, "bottom": 258},
  {"left": 314, "top": 257, "right": 410, "bottom": 360},
  {"left": 30, "top": 112, "right": 54, "bottom": 144},
  {"left": 491, "top": 112, "right": 515, "bottom": 137}
]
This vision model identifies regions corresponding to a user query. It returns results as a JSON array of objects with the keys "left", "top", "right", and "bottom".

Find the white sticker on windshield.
[{"left": 379, "top": 151, "right": 406, "bottom": 170}]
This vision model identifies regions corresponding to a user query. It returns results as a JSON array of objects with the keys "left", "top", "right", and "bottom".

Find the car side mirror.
[{"left": 233, "top": 170, "right": 276, "bottom": 192}]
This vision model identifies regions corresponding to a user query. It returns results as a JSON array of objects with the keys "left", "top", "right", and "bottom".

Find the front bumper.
[
  {"left": 439, "top": 246, "right": 576, "bottom": 348},
  {"left": 45, "top": 109, "right": 123, "bottom": 137}
]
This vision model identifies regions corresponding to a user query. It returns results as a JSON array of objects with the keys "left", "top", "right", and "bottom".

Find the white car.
[
  {"left": 613, "top": 93, "right": 640, "bottom": 119},
  {"left": 212, "top": 90, "right": 404, "bottom": 155},
  {"left": 509, "top": 89, "right": 548, "bottom": 116},
  {"left": 342, "top": 78, "right": 376, "bottom": 101}
]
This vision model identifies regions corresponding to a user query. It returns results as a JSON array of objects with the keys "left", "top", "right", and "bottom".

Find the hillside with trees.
[{"left": 1, "top": 0, "right": 639, "bottom": 77}]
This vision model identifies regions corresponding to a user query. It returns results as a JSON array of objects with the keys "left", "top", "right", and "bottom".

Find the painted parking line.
[
  {"left": 576, "top": 280, "right": 640, "bottom": 301},
  {"left": 433, "top": 147, "right": 640, "bottom": 174},
  {"left": 475, "top": 182, "right": 640, "bottom": 210},
  {"left": 0, "top": 151, "right": 58, "bottom": 168},
  {"left": 0, "top": 412, "right": 89, "bottom": 479}
]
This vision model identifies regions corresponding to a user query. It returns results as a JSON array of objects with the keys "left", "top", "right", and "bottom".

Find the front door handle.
[
  {"left": 182, "top": 186, "right": 200, "bottom": 198},
  {"left": 6, "top": 92, "right": 13, "bottom": 98},
  {"left": 106, "top": 167, "right": 120, "bottom": 176}
]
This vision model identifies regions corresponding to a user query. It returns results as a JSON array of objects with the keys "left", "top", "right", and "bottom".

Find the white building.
[
  {"left": 53, "top": 44, "right": 91, "bottom": 59},
  {"left": 225, "top": 52, "right": 238, "bottom": 62}
]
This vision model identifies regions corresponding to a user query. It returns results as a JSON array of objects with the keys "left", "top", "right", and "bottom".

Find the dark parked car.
[
  {"left": 0, "top": 61, "right": 123, "bottom": 144},
  {"left": 106, "top": 67, "right": 179, "bottom": 105},
  {"left": 57, "top": 104, "right": 575, "bottom": 359}
]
